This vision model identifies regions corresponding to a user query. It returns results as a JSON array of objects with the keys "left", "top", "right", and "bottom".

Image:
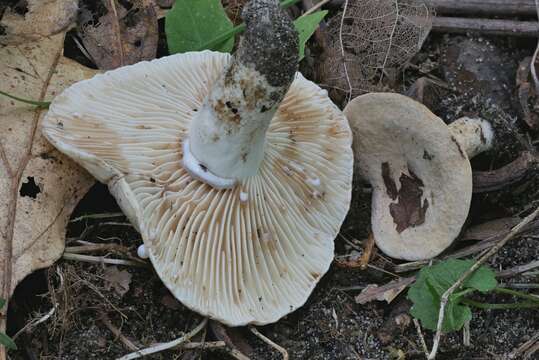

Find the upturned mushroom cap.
[
  {"left": 42, "top": 51, "right": 353, "bottom": 325},
  {"left": 344, "top": 93, "right": 492, "bottom": 261}
]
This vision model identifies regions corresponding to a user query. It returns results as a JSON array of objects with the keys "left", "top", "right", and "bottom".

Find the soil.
[{"left": 3, "top": 1, "right": 539, "bottom": 360}]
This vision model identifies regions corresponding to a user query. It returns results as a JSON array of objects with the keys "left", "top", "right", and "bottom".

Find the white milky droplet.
[
  {"left": 137, "top": 244, "right": 149, "bottom": 259},
  {"left": 240, "top": 191, "right": 249, "bottom": 202}
]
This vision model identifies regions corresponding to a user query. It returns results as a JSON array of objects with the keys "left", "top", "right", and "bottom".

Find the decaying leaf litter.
[{"left": 0, "top": 0, "right": 538, "bottom": 359}]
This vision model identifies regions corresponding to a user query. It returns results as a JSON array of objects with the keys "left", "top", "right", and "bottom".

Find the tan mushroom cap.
[
  {"left": 42, "top": 51, "right": 353, "bottom": 326},
  {"left": 344, "top": 93, "right": 475, "bottom": 261}
]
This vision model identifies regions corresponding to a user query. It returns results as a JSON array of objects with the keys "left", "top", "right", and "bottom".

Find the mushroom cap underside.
[
  {"left": 42, "top": 51, "right": 354, "bottom": 325},
  {"left": 344, "top": 92, "right": 472, "bottom": 261}
]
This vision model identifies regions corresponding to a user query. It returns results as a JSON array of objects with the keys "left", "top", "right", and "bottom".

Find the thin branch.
[
  {"left": 338, "top": 0, "right": 352, "bottom": 104},
  {"left": 303, "top": 0, "right": 331, "bottom": 16},
  {"left": 69, "top": 212, "right": 125, "bottom": 223},
  {"left": 100, "top": 311, "right": 140, "bottom": 352},
  {"left": 12, "top": 305, "right": 56, "bottom": 340},
  {"left": 427, "top": 207, "right": 539, "bottom": 359},
  {"left": 497, "top": 260, "right": 539, "bottom": 278},
  {"left": 413, "top": 319, "right": 429, "bottom": 359},
  {"left": 62, "top": 253, "right": 148, "bottom": 268},
  {"left": 249, "top": 326, "right": 288, "bottom": 360},
  {"left": 116, "top": 318, "right": 208, "bottom": 360}
]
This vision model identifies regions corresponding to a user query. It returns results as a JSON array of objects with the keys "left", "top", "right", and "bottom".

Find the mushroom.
[
  {"left": 42, "top": 0, "right": 353, "bottom": 325},
  {"left": 344, "top": 93, "right": 493, "bottom": 261}
]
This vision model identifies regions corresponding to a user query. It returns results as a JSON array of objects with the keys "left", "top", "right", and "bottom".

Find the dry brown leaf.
[
  {"left": 78, "top": 0, "right": 158, "bottom": 70},
  {"left": 104, "top": 266, "right": 132, "bottom": 297},
  {"left": 355, "top": 277, "right": 415, "bottom": 305},
  {"left": 0, "top": 0, "right": 78, "bottom": 45},
  {"left": 0, "top": 33, "right": 97, "bottom": 354}
]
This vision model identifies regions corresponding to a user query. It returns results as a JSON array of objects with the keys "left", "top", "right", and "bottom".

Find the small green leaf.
[
  {"left": 0, "top": 332, "right": 17, "bottom": 350},
  {"left": 294, "top": 10, "right": 327, "bottom": 61},
  {"left": 408, "top": 259, "right": 497, "bottom": 332},
  {"left": 165, "top": 0, "right": 235, "bottom": 54}
]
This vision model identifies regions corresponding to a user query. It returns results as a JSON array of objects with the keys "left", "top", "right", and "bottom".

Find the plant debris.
[
  {"left": 0, "top": 0, "right": 78, "bottom": 45},
  {"left": 78, "top": 0, "right": 158, "bottom": 70}
]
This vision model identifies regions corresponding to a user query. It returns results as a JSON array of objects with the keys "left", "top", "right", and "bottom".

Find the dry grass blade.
[{"left": 116, "top": 318, "right": 208, "bottom": 360}]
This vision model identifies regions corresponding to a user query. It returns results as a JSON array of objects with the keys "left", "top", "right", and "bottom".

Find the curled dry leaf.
[
  {"left": 0, "top": 0, "right": 78, "bottom": 45},
  {"left": 78, "top": 0, "right": 158, "bottom": 70},
  {"left": 0, "top": 33, "right": 96, "bottom": 355},
  {"left": 355, "top": 277, "right": 415, "bottom": 305}
]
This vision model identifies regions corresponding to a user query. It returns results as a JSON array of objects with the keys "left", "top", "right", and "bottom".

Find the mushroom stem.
[
  {"left": 183, "top": 0, "right": 299, "bottom": 189},
  {"left": 448, "top": 117, "right": 494, "bottom": 158}
]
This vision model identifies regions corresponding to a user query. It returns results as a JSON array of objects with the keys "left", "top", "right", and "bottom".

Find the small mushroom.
[
  {"left": 344, "top": 93, "right": 494, "bottom": 261},
  {"left": 42, "top": 0, "right": 353, "bottom": 325}
]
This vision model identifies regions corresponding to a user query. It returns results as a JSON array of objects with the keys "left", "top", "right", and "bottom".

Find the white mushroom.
[
  {"left": 42, "top": 0, "right": 353, "bottom": 326},
  {"left": 344, "top": 93, "right": 494, "bottom": 261}
]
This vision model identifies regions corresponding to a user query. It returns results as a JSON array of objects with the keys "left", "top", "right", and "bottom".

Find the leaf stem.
[
  {"left": 0, "top": 90, "right": 50, "bottom": 109},
  {"left": 461, "top": 298, "right": 539, "bottom": 310},
  {"left": 195, "top": 0, "right": 304, "bottom": 51},
  {"left": 492, "top": 287, "right": 539, "bottom": 303}
]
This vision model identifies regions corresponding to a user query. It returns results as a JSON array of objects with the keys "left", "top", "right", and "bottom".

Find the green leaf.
[
  {"left": 165, "top": 0, "right": 234, "bottom": 54},
  {"left": 408, "top": 259, "right": 497, "bottom": 332},
  {"left": 0, "top": 332, "right": 17, "bottom": 350},
  {"left": 294, "top": 10, "right": 327, "bottom": 61},
  {"left": 0, "top": 299, "right": 4, "bottom": 310}
]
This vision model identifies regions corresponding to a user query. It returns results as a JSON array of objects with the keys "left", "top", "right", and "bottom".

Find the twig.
[
  {"left": 249, "top": 327, "right": 288, "bottom": 360},
  {"left": 473, "top": 152, "right": 538, "bottom": 193},
  {"left": 303, "top": 0, "right": 331, "bottom": 15},
  {"left": 432, "top": 17, "right": 539, "bottom": 37},
  {"left": 508, "top": 332, "right": 539, "bottom": 359},
  {"left": 117, "top": 318, "right": 208, "bottom": 360},
  {"left": 428, "top": 0, "right": 537, "bottom": 16},
  {"left": 62, "top": 253, "right": 148, "bottom": 268},
  {"left": 427, "top": 207, "right": 539, "bottom": 360},
  {"left": 497, "top": 260, "right": 539, "bottom": 278},
  {"left": 413, "top": 319, "right": 429, "bottom": 359},
  {"left": 329, "top": 0, "right": 538, "bottom": 15},
  {"left": 531, "top": 0, "right": 539, "bottom": 93},
  {"left": 338, "top": 0, "right": 352, "bottom": 104},
  {"left": 65, "top": 243, "right": 132, "bottom": 255},
  {"left": 181, "top": 341, "right": 225, "bottom": 350},
  {"left": 463, "top": 320, "right": 471, "bottom": 347},
  {"left": 12, "top": 306, "right": 56, "bottom": 340},
  {"left": 100, "top": 311, "right": 139, "bottom": 352},
  {"left": 394, "top": 218, "right": 539, "bottom": 273},
  {"left": 70, "top": 212, "right": 125, "bottom": 223}
]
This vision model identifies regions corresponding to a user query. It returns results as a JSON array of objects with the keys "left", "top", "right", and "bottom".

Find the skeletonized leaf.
[
  {"left": 0, "top": 34, "right": 97, "bottom": 336},
  {"left": 0, "top": 0, "right": 78, "bottom": 45}
]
